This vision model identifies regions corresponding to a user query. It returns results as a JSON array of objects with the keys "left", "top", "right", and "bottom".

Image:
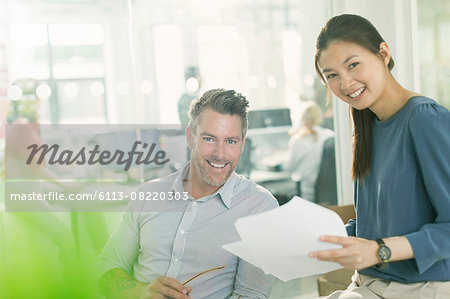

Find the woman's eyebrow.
[
  {"left": 343, "top": 54, "right": 358, "bottom": 65},
  {"left": 322, "top": 54, "right": 359, "bottom": 73}
]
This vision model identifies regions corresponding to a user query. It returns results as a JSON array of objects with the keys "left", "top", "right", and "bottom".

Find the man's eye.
[
  {"left": 349, "top": 62, "right": 359, "bottom": 69},
  {"left": 204, "top": 137, "right": 213, "bottom": 142},
  {"left": 326, "top": 73, "right": 336, "bottom": 79},
  {"left": 227, "top": 140, "right": 237, "bottom": 144}
]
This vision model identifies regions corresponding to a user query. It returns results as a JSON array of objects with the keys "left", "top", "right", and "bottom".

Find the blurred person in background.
[
  {"left": 283, "top": 101, "right": 333, "bottom": 202},
  {"left": 178, "top": 66, "right": 202, "bottom": 127}
]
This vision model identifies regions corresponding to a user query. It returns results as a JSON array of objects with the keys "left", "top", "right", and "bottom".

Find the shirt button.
[
  {"left": 180, "top": 229, "right": 185, "bottom": 234},
  {"left": 174, "top": 258, "right": 179, "bottom": 263},
  {"left": 192, "top": 201, "right": 198, "bottom": 206}
]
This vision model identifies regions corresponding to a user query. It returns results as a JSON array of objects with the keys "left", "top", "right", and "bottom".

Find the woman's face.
[{"left": 318, "top": 41, "right": 390, "bottom": 111}]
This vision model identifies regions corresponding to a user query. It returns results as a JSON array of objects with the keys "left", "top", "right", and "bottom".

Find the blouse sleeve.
[{"left": 404, "top": 102, "right": 450, "bottom": 274}]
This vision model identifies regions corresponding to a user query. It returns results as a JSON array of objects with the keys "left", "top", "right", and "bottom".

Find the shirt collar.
[
  {"left": 172, "top": 163, "right": 189, "bottom": 194},
  {"left": 172, "top": 162, "right": 236, "bottom": 209},
  {"left": 213, "top": 172, "right": 236, "bottom": 209}
]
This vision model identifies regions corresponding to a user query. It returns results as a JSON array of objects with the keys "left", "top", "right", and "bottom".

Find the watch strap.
[
  {"left": 375, "top": 238, "right": 386, "bottom": 247},
  {"left": 375, "top": 238, "right": 390, "bottom": 269}
]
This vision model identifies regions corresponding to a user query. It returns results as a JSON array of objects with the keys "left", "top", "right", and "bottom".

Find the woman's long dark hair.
[{"left": 314, "top": 14, "right": 394, "bottom": 181}]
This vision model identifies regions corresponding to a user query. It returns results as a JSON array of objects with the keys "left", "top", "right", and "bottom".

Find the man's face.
[{"left": 187, "top": 109, "right": 245, "bottom": 191}]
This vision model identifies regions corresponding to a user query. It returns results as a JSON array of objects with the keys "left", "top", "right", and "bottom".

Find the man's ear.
[
  {"left": 186, "top": 127, "right": 194, "bottom": 149},
  {"left": 379, "top": 42, "right": 391, "bottom": 66}
]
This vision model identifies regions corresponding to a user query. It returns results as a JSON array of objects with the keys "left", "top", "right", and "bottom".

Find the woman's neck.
[{"left": 370, "top": 75, "right": 420, "bottom": 121}]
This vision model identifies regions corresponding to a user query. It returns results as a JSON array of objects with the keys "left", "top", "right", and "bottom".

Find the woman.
[
  {"left": 309, "top": 14, "right": 450, "bottom": 298},
  {"left": 283, "top": 101, "right": 333, "bottom": 202}
]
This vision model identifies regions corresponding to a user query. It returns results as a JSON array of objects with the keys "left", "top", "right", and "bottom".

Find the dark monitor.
[{"left": 248, "top": 108, "right": 291, "bottom": 129}]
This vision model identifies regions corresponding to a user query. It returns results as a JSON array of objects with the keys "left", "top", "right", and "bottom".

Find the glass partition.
[{"left": 417, "top": 0, "right": 450, "bottom": 108}]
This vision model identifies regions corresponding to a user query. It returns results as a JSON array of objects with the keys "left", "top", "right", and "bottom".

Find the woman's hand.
[
  {"left": 309, "top": 235, "right": 380, "bottom": 270},
  {"left": 309, "top": 235, "right": 414, "bottom": 270}
]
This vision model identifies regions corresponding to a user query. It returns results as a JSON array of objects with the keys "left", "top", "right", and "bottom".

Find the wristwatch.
[{"left": 375, "top": 238, "right": 391, "bottom": 269}]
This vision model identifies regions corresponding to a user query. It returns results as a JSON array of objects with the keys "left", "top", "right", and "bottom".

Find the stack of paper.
[{"left": 222, "top": 196, "right": 348, "bottom": 281}]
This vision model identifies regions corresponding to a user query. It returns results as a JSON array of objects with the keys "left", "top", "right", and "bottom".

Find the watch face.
[{"left": 378, "top": 246, "right": 391, "bottom": 260}]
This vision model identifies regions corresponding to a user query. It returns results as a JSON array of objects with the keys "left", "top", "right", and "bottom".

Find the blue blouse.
[{"left": 346, "top": 96, "right": 450, "bottom": 283}]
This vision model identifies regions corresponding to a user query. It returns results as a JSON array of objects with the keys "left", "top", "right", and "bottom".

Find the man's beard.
[{"left": 196, "top": 157, "right": 235, "bottom": 187}]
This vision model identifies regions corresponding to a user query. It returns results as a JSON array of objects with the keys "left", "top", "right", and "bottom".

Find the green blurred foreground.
[{"left": 0, "top": 185, "right": 122, "bottom": 298}]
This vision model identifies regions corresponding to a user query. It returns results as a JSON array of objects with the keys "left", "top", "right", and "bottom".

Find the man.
[{"left": 98, "top": 89, "right": 279, "bottom": 299}]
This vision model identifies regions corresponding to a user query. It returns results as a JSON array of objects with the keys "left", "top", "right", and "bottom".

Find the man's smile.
[{"left": 206, "top": 159, "right": 229, "bottom": 169}]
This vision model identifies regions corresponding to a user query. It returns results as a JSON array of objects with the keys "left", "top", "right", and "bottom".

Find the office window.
[
  {"left": 153, "top": 25, "right": 184, "bottom": 124},
  {"left": 49, "top": 23, "right": 104, "bottom": 79},
  {"left": 9, "top": 23, "right": 50, "bottom": 80},
  {"left": 6, "top": 21, "right": 107, "bottom": 124},
  {"left": 417, "top": 0, "right": 450, "bottom": 108},
  {"left": 197, "top": 25, "right": 248, "bottom": 94}
]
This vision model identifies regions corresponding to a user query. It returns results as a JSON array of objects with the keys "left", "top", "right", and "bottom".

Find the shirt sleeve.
[
  {"left": 229, "top": 260, "right": 275, "bottom": 299},
  {"left": 404, "top": 102, "right": 450, "bottom": 274},
  {"left": 230, "top": 194, "right": 278, "bottom": 298},
  {"left": 96, "top": 202, "right": 142, "bottom": 278}
]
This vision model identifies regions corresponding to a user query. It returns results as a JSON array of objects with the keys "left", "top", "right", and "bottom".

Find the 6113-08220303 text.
[{"left": 9, "top": 191, "right": 189, "bottom": 201}]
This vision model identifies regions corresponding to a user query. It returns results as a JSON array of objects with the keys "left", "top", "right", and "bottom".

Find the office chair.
[
  {"left": 314, "top": 137, "right": 337, "bottom": 206},
  {"left": 295, "top": 136, "right": 337, "bottom": 206}
]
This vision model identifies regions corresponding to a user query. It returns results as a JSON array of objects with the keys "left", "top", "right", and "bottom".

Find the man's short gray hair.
[{"left": 187, "top": 89, "right": 249, "bottom": 137}]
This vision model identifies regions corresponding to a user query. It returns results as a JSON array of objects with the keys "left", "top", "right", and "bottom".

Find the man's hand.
[
  {"left": 141, "top": 276, "right": 192, "bottom": 299},
  {"left": 100, "top": 268, "right": 192, "bottom": 299}
]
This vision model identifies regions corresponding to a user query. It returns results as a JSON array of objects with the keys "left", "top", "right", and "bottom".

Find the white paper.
[{"left": 222, "top": 196, "right": 348, "bottom": 281}]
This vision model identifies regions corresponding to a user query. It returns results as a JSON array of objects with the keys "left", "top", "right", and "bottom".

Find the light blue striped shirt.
[{"left": 98, "top": 164, "right": 279, "bottom": 298}]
